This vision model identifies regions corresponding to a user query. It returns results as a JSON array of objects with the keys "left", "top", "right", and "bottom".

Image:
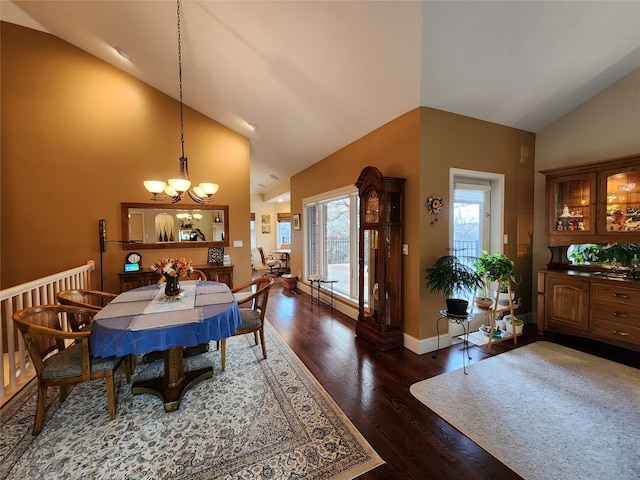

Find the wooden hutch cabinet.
[
  {"left": 541, "top": 271, "right": 590, "bottom": 334},
  {"left": 541, "top": 155, "right": 640, "bottom": 246},
  {"left": 538, "top": 270, "right": 640, "bottom": 350},
  {"left": 118, "top": 264, "right": 233, "bottom": 293},
  {"left": 539, "top": 154, "right": 640, "bottom": 351},
  {"left": 355, "top": 166, "right": 405, "bottom": 351}
]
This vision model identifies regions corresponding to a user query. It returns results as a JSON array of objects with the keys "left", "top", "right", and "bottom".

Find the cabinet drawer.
[
  {"left": 591, "top": 319, "right": 640, "bottom": 347},
  {"left": 592, "top": 301, "right": 640, "bottom": 326},
  {"left": 592, "top": 283, "right": 640, "bottom": 306}
]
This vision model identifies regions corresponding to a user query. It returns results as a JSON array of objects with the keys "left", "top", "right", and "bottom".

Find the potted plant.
[
  {"left": 425, "top": 250, "right": 482, "bottom": 316},
  {"left": 473, "top": 283, "right": 493, "bottom": 310},
  {"left": 473, "top": 251, "right": 516, "bottom": 306},
  {"left": 471, "top": 254, "right": 493, "bottom": 310}
]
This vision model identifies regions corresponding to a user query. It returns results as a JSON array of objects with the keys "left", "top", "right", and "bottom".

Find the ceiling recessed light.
[
  {"left": 247, "top": 122, "right": 258, "bottom": 132},
  {"left": 258, "top": 183, "right": 267, "bottom": 188},
  {"left": 269, "top": 174, "right": 279, "bottom": 180},
  {"left": 114, "top": 47, "right": 130, "bottom": 60}
]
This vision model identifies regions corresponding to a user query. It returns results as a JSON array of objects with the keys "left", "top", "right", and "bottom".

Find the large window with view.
[
  {"left": 276, "top": 213, "right": 291, "bottom": 246},
  {"left": 304, "top": 187, "right": 359, "bottom": 300}
]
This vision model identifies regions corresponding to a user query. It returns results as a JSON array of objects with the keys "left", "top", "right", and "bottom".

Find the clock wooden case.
[{"left": 355, "top": 166, "right": 405, "bottom": 351}]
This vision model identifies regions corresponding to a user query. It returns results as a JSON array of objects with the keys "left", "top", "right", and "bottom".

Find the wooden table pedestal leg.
[{"left": 131, "top": 346, "right": 213, "bottom": 412}]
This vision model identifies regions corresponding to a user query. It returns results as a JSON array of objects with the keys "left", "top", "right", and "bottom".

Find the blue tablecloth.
[{"left": 90, "top": 282, "right": 241, "bottom": 358}]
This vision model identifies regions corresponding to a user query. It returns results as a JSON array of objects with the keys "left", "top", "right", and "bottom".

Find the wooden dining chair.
[
  {"left": 220, "top": 277, "right": 274, "bottom": 371},
  {"left": 12, "top": 305, "right": 130, "bottom": 435},
  {"left": 56, "top": 289, "right": 118, "bottom": 331},
  {"left": 56, "top": 288, "right": 136, "bottom": 373},
  {"left": 156, "top": 269, "right": 207, "bottom": 283}
]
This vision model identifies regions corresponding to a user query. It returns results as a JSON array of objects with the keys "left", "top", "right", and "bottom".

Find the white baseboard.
[
  {"left": 403, "top": 332, "right": 450, "bottom": 355},
  {"left": 295, "top": 282, "right": 359, "bottom": 319},
  {"left": 294, "top": 282, "right": 533, "bottom": 355}
]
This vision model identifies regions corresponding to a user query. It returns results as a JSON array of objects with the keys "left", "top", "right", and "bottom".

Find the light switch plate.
[{"left": 233, "top": 240, "right": 243, "bottom": 247}]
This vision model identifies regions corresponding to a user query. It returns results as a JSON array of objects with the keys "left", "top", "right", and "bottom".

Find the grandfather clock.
[{"left": 355, "top": 166, "right": 405, "bottom": 350}]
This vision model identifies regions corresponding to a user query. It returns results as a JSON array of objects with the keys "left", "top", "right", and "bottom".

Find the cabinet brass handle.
[
  {"left": 612, "top": 293, "right": 629, "bottom": 298},
  {"left": 612, "top": 312, "right": 629, "bottom": 318},
  {"left": 612, "top": 330, "right": 629, "bottom": 336}
]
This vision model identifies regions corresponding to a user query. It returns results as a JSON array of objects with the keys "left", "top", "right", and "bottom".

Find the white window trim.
[
  {"left": 450, "top": 168, "right": 505, "bottom": 255},
  {"left": 302, "top": 184, "right": 358, "bottom": 301}
]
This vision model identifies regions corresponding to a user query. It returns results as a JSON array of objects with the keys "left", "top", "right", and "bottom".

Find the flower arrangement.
[{"left": 151, "top": 257, "right": 194, "bottom": 279}]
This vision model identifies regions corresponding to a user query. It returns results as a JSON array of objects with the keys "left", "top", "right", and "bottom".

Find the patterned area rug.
[
  {"left": 0, "top": 321, "right": 383, "bottom": 479},
  {"left": 410, "top": 341, "right": 640, "bottom": 480}
]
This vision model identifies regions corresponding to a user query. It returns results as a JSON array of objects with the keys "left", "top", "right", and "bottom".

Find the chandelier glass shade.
[{"left": 143, "top": 0, "right": 218, "bottom": 204}]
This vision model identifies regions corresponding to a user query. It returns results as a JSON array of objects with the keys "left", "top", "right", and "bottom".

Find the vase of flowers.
[
  {"left": 151, "top": 257, "right": 194, "bottom": 298},
  {"left": 164, "top": 275, "right": 181, "bottom": 297}
]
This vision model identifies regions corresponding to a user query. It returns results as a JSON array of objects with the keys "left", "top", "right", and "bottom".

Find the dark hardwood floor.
[{"left": 263, "top": 275, "right": 640, "bottom": 480}]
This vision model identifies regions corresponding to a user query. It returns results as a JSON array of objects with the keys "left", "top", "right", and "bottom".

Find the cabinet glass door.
[
  {"left": 363, "top": 229, "right": 378, "bottom": 319},
  {"left": 551, "top": 175, "right": 593, "bottom": 233},
  {"left": 605, "top": 170, "right": 640, "bottom": 232}
]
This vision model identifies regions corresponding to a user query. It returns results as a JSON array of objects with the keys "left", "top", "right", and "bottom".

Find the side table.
[
  {"left": 308, "top": 276, "right": 338, "bottom": 311},
  {"left": 432, "top": 309, "right": 476, "bottom": 374}
]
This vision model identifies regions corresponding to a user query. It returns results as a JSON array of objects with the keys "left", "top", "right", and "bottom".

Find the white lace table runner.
[
  {"left": 142, "top": 284, "right": 197, "bottom": 314},
  {"left": 94, "top": 282, "right": 230, "bottom": 330}
]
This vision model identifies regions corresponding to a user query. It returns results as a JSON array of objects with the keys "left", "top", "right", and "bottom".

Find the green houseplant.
[
  {"left": 569, "top": 243, "right": 640, "bottom": 271},
  {"left": 425, "top": 251, "right": 482, "bottom": 316},
  {"left": 473, "top": 251, "right": 516, "bottom": 307}
]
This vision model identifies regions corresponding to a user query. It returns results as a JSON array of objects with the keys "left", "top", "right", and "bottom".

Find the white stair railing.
[{"left": 1, "top": 260, "right": 95, "bottom": 405}]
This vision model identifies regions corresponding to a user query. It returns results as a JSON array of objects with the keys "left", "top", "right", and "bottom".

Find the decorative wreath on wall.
[{"left": 426, "top": 195, "right": 444, "bottom": 224}]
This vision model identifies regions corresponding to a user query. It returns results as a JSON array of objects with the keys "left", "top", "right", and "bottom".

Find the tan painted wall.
[
  {"left": 420, "top": 108, "right": 535, "bottom": 339},
  {"left": 291, "top": 107, "right": 535, "bottom": 343},
  {"left": 291, "top": 109, "right": 421, "bottom": 335},
  {"left": 533, "top": 68, "right": 640, "bottom": 316},
  {"left": 1, "top": 22, "right": 252, "bottom": 293}
]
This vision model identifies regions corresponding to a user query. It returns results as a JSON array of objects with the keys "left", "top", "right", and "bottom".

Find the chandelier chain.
[
  {"left": 177, "top": 0, "right": 185, "bottom": 160},
  {"left": 142, "top": 0, "right": 218, "bottom": 203}
]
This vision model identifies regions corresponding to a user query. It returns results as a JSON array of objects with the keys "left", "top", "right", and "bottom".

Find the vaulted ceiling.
[{"left": 2, "top": 1, "right": 639, "bottom": 197}]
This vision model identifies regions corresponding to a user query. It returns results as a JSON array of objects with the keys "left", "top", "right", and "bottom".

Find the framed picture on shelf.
[
  {"left": 293, "top": 213, "right": 301, "bottom": 230},
  {"left": 207, "top": 247, "right": 224, "bottom": 264}
]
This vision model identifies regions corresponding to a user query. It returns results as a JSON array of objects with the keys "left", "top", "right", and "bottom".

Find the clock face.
[
  {"left": 365, "top": 190, "right": 380, "bottom": 224},
  {"left": 126, "top": 252, "right": 142, "bottom": 264}
]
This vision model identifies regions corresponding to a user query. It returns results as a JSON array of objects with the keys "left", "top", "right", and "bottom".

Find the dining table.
[{"left": 90, "top": 280, "right": 241, "bottom": 412}]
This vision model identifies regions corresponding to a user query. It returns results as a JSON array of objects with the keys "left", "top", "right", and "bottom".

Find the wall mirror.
[{"left": 121, "top": 202, "right": 229, "bottom": 250}]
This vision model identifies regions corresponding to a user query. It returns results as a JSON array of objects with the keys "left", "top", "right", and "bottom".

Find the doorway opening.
[{"left": 449, "top": 168, "right": 505, "bottom": 336}]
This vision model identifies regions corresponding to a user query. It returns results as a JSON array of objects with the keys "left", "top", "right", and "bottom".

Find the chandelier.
[{"left": 143, "top": 0, "right": 218, "bottom": 204}]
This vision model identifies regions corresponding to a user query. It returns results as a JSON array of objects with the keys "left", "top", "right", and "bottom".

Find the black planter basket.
[{"left": 445, "top": 298, "right": 469, "bottom": 317}]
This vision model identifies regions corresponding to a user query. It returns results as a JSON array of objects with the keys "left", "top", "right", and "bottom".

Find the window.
[
  {"left": 451, "top": 169, "right": 505, "bottom": 267},
  {"left": 453, "top": 181, "right": 492, "bottom": 264},
  {"left": 304, "top": 186, "right": 359, "bottom": 300},
  {"left": 276, "top": 213, "right": 291, "bottom": 246},
  {"left": 449, "top": 169, "right": 504, "bottom": 336},
  {"left": 250, "top": 213, "right": 257, "bottom": 269}
]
